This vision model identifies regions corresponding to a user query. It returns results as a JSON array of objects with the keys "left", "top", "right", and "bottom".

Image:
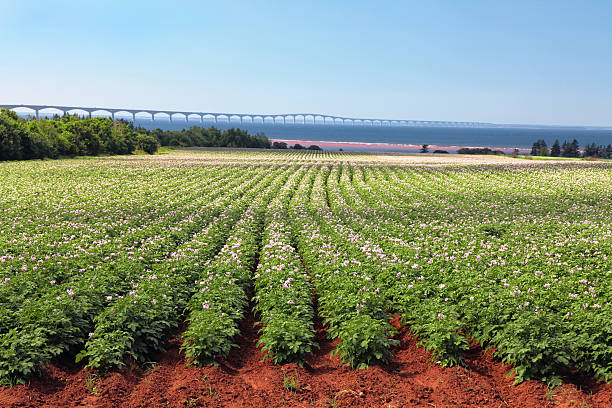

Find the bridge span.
[{"left": 0, "top": 104, "right": 491, "bottom": 128}]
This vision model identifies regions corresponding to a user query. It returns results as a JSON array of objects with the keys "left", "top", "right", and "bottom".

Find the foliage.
[
  {"left": 331, "top": 315, "right": 399, "bottom": 369},
  {"left": 550, "top": 139, "right": 561, "bottom": 157},
  {"left": 456, "top": 147, "right": 505, "bottom": 155},
  {"left": 253, "top": 168, "right": 317, "bottom": 365},
  {"left": 528, "top": 138, "right": 611, "bottom": 159},
  {"left": 1, "top": 110, "right": 279, "bottom": 161},
  {"left": 561, "top": 139, "right": 580, "bottom": 157},
  {"left": 142, "top": 126, "right": 271, "bottom": 149},
  {"left": 0, "top": 109, "right": 30, "bottom": 160},
  {"left": 0, "top": 109, "right": 150, "bottom": 160},
  {"left": 181, "top": 169, "right": 286, "bottom": 365},
  {"left": 0, "top": 150, "right": 611, "bottom": 388},
  {"left": 583, "top": 142, "right": 612, "bottom": 159},
  {"left": 272, "top": 141, "right": 288, "bottom": 149},
  {"left": 136, "top": 133, "right": 160, "bottom": 154},
  {"left": 531, "top": 139, "right": 549, "bottom": 156},
  {"left": 81, "top": 170, "right": 272, "bottom": 371}
]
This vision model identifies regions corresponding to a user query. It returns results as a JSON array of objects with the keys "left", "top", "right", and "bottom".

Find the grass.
[{"left": 282, "top": 368, "right": 300, "bottom": 392}]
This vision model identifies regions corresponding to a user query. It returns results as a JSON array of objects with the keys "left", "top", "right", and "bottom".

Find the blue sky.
[{"left": 1, "top": 1, "right": 611, "bottom": 126}]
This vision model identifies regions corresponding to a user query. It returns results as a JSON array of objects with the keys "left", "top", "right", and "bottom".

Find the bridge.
[{"left": 0, "top": 104, "right": 493, "bottom": 127}]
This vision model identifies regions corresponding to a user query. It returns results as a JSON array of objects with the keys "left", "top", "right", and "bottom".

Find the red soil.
[{"left": 1, "top": 316, "right": 610, "bottom": 408}]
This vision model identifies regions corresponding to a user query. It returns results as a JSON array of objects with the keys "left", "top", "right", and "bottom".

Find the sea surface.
[
  {"left": 27, "top": 114, "right": 612, "bottom": 153},
  {"left": 137, "top": 119, "right": 612, "bottom": 153}
]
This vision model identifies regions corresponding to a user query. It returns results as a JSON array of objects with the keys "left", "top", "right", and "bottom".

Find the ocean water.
[
  {"left": 132, "top": 119, "right": 612, "bottom": 153},
  {"left": 24, "top": 113, "right": 612, "bottom": 153}
]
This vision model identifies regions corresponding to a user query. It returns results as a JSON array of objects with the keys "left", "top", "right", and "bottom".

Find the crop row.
[
  {"left": 78, "top": 166, "right": 283, "bottom": 371},
  {"left": 325, "top": 163, "right": 612, "bottom": 384},
  {"left": 0, "top": 155, "right": 610, "bottom": 386},
  {"left": 0, "top": 164, "right": 268, "bottom": 384},
  {"left": 253, "top": 166, "right": 317, "bottom": 364},
  {"left": 180, "top": 166, "right": 291, "bottom": 365},
  {"left": 0, "top": 166, "right": 242, "bottom": 313}
]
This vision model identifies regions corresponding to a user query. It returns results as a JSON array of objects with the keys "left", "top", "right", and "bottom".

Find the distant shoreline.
[
  {"left": 270, "top": 139, "right": 531, "bottom": 153},
  {"left": 9, "top": 113, "right": 611, "bottom": 153}
]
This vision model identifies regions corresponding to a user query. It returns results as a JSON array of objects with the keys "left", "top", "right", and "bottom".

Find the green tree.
[
  {"left": 136, "top": 134, "right": 160, "bottom": 154},
  {"left": 561, "top": 139, "right": 580, "bottom": 157},
  {"left": 530, "top": 140, "right": 541, "bottom": 156},
  {"left": 570, "top": 139, "right": 580, "bottom": 157},
  {"left": 0, "top": 109, "right": 27, "bottom": 160},
  {"left": 550, "top": 140, "right": 561, "bottom": 157},
  {"left": 23, "top": 122, "right": 54, "bottom": 159},
  {"left": 583, "top": 143, "right": 598, "bottom": 157},
  {"left": 530, "top": 139, "right": 547, "bottom": 156},
  {"left": 272, "top": 141, "right": 288, "bottom": 149}
]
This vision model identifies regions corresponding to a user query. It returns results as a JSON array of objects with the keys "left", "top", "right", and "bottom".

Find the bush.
[
  {"left": 0, "top": 109, "right": 28, "bottom": 160},
  {"left": 136, "top": 134, "right": 160, "bottom": 154},
  {"left": 0, "top": 111, "right": 272, "bottom": 161},
  {"left": 457, "top": 147, "right": 504, "bottom": 155},
  {"left": 272, "top": 141, "right": 288, "bottom": 149}
]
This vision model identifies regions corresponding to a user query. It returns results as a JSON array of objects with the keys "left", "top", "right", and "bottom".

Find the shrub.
[
  {"left": 0, "top": 109, "right": 27, "bottom": 160},
  {"left": 136, "top": 134, "right": 160, "bottom": 154}
]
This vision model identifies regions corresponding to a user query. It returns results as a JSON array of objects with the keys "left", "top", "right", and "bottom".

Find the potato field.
[{"left": 0, "top": 150, "right": 610, "bottom": 407}]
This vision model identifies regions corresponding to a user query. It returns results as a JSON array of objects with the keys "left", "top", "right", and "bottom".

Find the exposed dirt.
[{"left": 1, "top": 315, "right": 610, "bottom": 408}]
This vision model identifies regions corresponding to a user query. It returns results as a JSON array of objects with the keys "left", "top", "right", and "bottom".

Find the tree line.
[
  {"left": 141, "top": 126, "right": 270, "bottom": 150},
  {"left": 530, "top": 139, "right": 612, "bottom": 159},
  {"left": 271, "top": 141, "right": 321, "bottom": 150},
  {"left": 0, "top": 109, "right": 305, "bottom": 161},
  {"left": 420, "top": 144, "right": 503, "bottom": 155},
  {"left": 140, "top": 127, "right": 321, "bottom": 150},
  {"left": 0, "top": 109, "right": 158, "bottom": 161}
]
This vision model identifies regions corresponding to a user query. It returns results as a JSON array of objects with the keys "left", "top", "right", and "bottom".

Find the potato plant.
[{"left": 0, "top": 151, "right": 610, "bottom": 386}]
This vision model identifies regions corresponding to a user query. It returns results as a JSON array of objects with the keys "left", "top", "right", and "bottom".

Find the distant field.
[{"left": 1, "top": 149, "right": 611, "bottom": 407}]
